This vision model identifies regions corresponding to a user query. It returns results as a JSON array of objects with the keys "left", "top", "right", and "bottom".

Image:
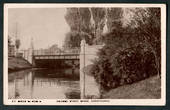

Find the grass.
[
  {"left": 103, "top": 75, "right": 161, "bottom": 99},
  {"left": 83, "top": 64, "right": 161, "bottom": 99}
]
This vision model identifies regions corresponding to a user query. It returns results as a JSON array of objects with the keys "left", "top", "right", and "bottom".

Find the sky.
[{"left": 8, "top": 8, "right": 70, "bottom": 50}]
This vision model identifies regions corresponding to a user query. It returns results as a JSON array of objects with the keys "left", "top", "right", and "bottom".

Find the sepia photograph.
[{"left": 3, "top": 4, "right": 166, "bottom": 105}]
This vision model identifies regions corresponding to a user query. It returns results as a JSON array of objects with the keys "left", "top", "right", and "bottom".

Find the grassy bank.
[
  {"left": 103, "top": 75, "right": 161, "bottom": 99},
  {"left": 8, "top": 57, "right": 32, "bottom": 73},
  {"left": 83, "top": 65, "right": 161, "bottom": 99}
]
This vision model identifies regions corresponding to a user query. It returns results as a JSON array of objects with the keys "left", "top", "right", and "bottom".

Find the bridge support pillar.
[
  {"left": 80, "top": 39, "right": 104, "bottom": 99},
  {"left": 80, "top": 40, "right": 86, "bottom": 99}
]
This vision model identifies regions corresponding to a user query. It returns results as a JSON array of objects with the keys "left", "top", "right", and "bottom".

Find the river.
[{"left": 8, "top": 68, "right": 80, "bottom": 99}]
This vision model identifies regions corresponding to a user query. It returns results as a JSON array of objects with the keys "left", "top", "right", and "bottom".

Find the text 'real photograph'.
[{"left": 4, "top": 4, "right": 166, "bottom": 105}]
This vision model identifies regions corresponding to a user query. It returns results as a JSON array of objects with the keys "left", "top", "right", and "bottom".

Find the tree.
[
  {"left": 89, "top": 8, "right": 160, "bottom": 91},
  {"left": 65, "top": 8, "right": 92, "bottom": 34},
  {"left": 15, "top": 39, "right": 20, "bottom": 50},
  {"left": 90, "top": 31, "right": 157, "bottom": 90},
  {"left": 89, "top": 8, "right": 129, "bottom": 90},
  {"left": 90, "top": 8, "right": 106, "bottom": 44},
  {"left": 125, "top": 8, "right": 161, "bottom": 78},
  {"left": 64, "top": 31, "right": 81, "bottom": 48},
  {"left": 63, "top": 31, "right": 92, "bottom": 49},
  {"left": 15, "top": 39, "right": 21, "bottom": 57},
  {"left": 65, "top": 8, "right": 81, "bottom": 31},
  {"left": 106, "top": 8, "right": 123, "bottom": 32},
  {"left": 89, "top": 8, "right": 124, "bottom": 44},
  {"left": 64, "top": 8, "right": 94, "bottom": 47},
  {"left": 8, "top": 36, "right": 12, "bottom": 47}
]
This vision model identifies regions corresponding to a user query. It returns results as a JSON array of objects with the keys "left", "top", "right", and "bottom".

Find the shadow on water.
[
  {"left": 65, "top": 91, "right": 80, "bottom": 99},
  {"left": 8, "top": 67, "right": 80, "bottom": 99},
  {"left": 34, "top": 68, "right": 79, "bottom": 81}
]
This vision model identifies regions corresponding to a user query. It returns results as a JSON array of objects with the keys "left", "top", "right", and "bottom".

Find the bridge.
[
  {"left": 33, "top": 54, "right": 80, "bottom": 68},
  {"left": 21, "top": 49, "right": 80, "bottom": 68},
  {"left": 20, "top": 40, "right": 104, "bottom": 99},
  {"left": 33, "top": 54, "right": 79, "bottom": 60}
]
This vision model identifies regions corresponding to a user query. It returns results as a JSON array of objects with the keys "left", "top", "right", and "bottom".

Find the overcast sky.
[{"left": 8, "top": 8, "right": 70, "bottom": 50}]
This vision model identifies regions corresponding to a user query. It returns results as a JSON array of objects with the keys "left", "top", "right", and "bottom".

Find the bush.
[{"left": 90, "top": 43, "right": 157, "bottom": 90}]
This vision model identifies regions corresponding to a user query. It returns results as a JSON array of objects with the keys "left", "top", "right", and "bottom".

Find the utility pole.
[{"left": 15, "top": 22, "right": 18, "bottom": 57}]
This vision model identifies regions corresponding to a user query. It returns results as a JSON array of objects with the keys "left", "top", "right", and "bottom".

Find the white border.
[{"left": 3, "top": 3, "right": 166, "bottom": 105}]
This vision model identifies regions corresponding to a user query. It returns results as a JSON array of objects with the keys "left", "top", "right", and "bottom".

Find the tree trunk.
[
  {"left": 150, "top": 46, "right": 161, "bottom": 79},
  {"left": 144, "top": 37, "right": 161, "bottom": 79}
]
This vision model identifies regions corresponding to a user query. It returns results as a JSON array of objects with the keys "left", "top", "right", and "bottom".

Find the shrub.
[{"left": 90, "top": 43, "right": 157, "bottom": 90}]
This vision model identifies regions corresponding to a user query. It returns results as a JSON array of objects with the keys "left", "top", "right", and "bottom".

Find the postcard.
[{"left": 4, "top": 3, "right": 166, "bottom": 105}]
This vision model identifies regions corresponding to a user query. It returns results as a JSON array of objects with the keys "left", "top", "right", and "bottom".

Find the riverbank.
[
  {"left": 83, "top": 65, "right": 161, "bottom": 99},
  {"left": 8, "top": 57, "right": 32, "bottom": 73},
  {"left": 103, "top": 75, "right": 161, "bottom": 99}
]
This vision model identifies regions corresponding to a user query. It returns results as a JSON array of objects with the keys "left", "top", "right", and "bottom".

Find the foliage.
[
  {"left": 63, "top": 31, "right": 92, "bottom": 49},
  {"left": 15, "top": 39, "right": 21, "bottom": 49},
  {"left": 64, "top": 8, "right": 94, "bottom": 47},
  {"left": 90, "top": 8, "right": 106, "bottom": 44},
  {"left": 89, "top": 8, "right": 161, "bottom": 90},
  {"left": 106, "top": 8, "right": 123, "bottom": 32},
  {"left": 65, "top": 8, "right": 92, "bottom": 33},
  {"left": 125, "top": 8, "right": 161, "bottom": 77},
  {"left": 64, "top": 8, "right": 161, "bottom": 90},
  {"left": 8, "top": 36, "right": 12, "bottom": 46},
  {"left": 90, "top": 43, "right": 157, "bottom": 90}
]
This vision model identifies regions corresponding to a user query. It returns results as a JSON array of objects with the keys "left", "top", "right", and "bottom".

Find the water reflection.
[{"left": 8, "top": 68, "right": 80, "bottom": 99}]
